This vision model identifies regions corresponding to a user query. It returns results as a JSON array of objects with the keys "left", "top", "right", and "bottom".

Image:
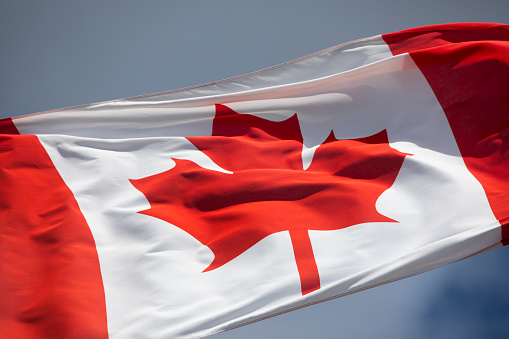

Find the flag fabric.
[{"left": 1, "top": 22, "right": 509, "bottom": 338}]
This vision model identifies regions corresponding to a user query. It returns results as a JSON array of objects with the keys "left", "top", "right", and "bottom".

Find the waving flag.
[{"left": 1, "top": 22, "right": 508, "bottom": 338}]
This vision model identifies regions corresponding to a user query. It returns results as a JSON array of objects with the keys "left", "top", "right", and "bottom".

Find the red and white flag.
[{"left": 1, "top": 22, "right": 509, "bottom": 338}]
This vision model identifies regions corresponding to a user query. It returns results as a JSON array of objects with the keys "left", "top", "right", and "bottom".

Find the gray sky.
[{"left": 1, "top": 1, "right": 509, "bottom": 338}]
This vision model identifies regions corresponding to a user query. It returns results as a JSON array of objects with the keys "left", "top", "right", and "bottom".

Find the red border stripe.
[
  {"left": 383, "top": 23, "right": 509, "bottom": 245},
  {"left": 0, "top": 118, "right": 20, "bottom": 135},
  {"left": 0, "top": 119, "right": 109, "bottom": 338}
]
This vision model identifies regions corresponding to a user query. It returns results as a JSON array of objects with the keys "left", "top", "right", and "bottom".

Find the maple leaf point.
[{"left": 130, "top": 104, "right": 408, "bottom": 295}]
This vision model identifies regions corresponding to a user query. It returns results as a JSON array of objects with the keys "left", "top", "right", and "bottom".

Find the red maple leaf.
[{"left": 130, "top": 104, "right": 408, "bottom": 295}]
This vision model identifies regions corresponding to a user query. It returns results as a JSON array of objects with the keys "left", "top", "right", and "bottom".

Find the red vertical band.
[
  {"left": 0, "top": 119, "right": 108, "bottom": 338},
  {"left": 0, "top": 118, "right": 20, "bottom": 135},
  {"left": 383, "top": 23, "right": 509, "bottom": 246}
]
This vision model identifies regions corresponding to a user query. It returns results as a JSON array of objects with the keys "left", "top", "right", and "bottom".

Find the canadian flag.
[{"left": 1, "top": 23, "right": 508, "bottom": 338}]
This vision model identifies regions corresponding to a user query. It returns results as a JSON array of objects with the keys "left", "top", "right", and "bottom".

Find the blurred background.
[{"left": 1, "top": 1, "right": 508, "bottom": 338}]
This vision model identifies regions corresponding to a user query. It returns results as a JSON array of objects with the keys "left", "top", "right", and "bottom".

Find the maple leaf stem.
[{"left": 289, "top": 230, "right": 321, "bottom": 295}]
